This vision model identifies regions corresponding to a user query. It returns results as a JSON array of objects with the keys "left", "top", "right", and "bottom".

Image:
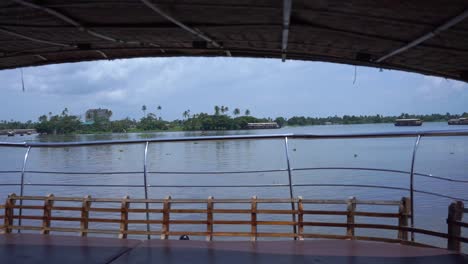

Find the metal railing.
[{"left": 1, "top": 129, "right": 468, "bottom": 241}]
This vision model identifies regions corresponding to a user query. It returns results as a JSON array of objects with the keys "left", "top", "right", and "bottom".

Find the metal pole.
[
  {"left": 283, "top": 137, "right": 297, "bottom": 239},
  {"left": 18, "top": 146, "right": 31, "bottom": 232},
  {"left": 143, "top": 141, "right": 151, "bottom": 239},
  {"left": 409, "top": 135, "right": 421, "bottom": 242}
]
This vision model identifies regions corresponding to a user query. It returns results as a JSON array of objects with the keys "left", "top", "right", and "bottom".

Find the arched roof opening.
[{"left": 0, "top": 1, "right": 467, "bottom": 82}]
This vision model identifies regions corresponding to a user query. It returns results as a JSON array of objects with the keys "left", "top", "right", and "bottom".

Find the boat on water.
[
  {"left": 6, "top": 131, "right": 14, "bottom": 137},
  {"left": 247, "top": 122, "right": 280, "bottom": 129},
  {"left": 394, "top": 119, "right": 423, "bottom": 126},
  {"left": 0, "top": 1, "right": 467, "bottom": 263},
  {"left": 449, "top": 118, "right": 468, "bottom": 125}
]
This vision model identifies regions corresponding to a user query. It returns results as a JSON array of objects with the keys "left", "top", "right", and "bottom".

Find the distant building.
[{"left": 85, "top": 108, "right": 112, "bottom": 122}]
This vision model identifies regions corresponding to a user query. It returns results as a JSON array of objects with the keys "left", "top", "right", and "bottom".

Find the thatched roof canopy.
[{"left": 1, "top": 0, "right": 467, "bottom": 81}]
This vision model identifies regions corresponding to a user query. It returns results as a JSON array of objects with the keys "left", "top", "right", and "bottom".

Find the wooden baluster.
[
  {"left": 251, "top": 196, "right": 257, "bottom": 241},
  {"left": 346, "top": 196, "right": 356, "bottom": 239},
  {"left": 206, "top": 196, "right": 214, "bottom": 241},
  {"left": 79, "top": 195, "right": 91, "bottom": 237},
  {"left": 161, "top": 196, "right": 171, "bottom": 240},
  {"left": 298, "top": 196, "right": 304, "bottom": 240},
  {"left": 41, "top": 194, "right": 54, "bottom": 235},
  {"left": 119, "top": 195, "right": 130, "bottom": 239},
  {"left": 398, "top": 197, "right": 410, "bottom": 241},
  {"left": 447, "top": 201, "right": 464, "bottom": 252},
  {"left": 4, "top": 193, "right": 17, "bottom": 233}
]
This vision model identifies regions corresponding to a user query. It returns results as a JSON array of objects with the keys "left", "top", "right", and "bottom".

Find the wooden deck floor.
[{"left": 0, "top": 234, "right": 466, "bottom": 264}]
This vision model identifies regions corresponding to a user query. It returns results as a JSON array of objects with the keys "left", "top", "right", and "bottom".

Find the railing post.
[
  {"left": 283, "top": 137, "right": 297, "bottom": 240},
  {"left": 206, "top": 196, "right": 214, "bottom": 241},
  {"left": 250, "top": 195, "right": 257, "bottom": 241},
  {"left": 79, "top": 195, "right": 91, "bottom": 237},
  {"left": 409, "top": 135, "right": 421, "bottom": 242},
  {"left": 119, "top": 195, "right": 130, "bottom": 239},
  {"left": 398, "top": 197, "right": 410, "bottom": 241},
  {"left": 346, "top": 196, "right": 356, "bottom": 239},
  {"left": 447, "top": 201, "right": 463, "bottom": 252},
  {"left": 4, "top": 193, "right": 17, "bottom": 233},
  {"left": 161, "top": 195, "right": 171, "bottom": 240},
  {"left": 18, "top": 146, "right": 31, "bottom": 232},
  {"left": 41, "top": 194, "right": 54, "bottom": 235},
  {"left": 298, "top": 196, "right": 304, "bottom": 240},
  {"left": 143, "top": 141, "right": 151, "bottom": 239}
]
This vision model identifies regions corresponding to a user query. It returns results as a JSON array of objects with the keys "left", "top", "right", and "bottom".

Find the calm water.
[{"left": 0, "top": 122, "right": 467, "bottom": 246}]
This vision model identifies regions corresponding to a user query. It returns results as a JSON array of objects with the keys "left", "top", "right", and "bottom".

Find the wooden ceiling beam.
[
  {"left": 376, "top": 9, "right": 468, "bottom": 63},
  {"left": 140, "top": 0, "right": 231, "bottom": 57},
  {"left": 12, "top": 0, "right": 161, "bottom": 48},
  {"left": 0, "top": 27, "right": 71, "bottom": 47}
]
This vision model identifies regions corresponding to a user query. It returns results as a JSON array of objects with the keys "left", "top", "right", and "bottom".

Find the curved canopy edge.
[{"left": 0, "top": 0, "right": 467, "bottom": 82}]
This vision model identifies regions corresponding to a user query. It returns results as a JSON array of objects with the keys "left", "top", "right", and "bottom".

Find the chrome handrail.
[
  {"left": 409, "top": 135, "right": 421, "bottom": 241},
  {"left": 3, "top": 167, "right": 467, "bottom": 183},
  {"left": 283, "top": 137, "right": 297, "bottom": 238},
  {"left": 143, "top": 141, "right": 151, "bottom": 239},
  {"left": 1, "top": 129, "right": 468, "bottom": 147},
  {"left": 17, "top": 146, "right": 30, "bottom": 232},
  {"left": 1, "top": 129, "right": 468, "bottom": 238}
]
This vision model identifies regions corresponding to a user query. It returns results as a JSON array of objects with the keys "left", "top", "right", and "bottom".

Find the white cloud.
[
  {"left": 1, "top": 57, "right": 467, "bottom": 121},
  {"left": 417, "top": 76, "right": 467, "bottom": 100}
]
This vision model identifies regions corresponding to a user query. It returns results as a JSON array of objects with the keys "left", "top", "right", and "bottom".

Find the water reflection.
[{"left": 0, "top": 123, "right": 467, "bottom": 246}]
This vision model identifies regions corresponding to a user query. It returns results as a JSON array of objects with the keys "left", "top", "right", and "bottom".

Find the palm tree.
[
  {"left": 220, "top": 106, "right": 225, "bottom": 114},
  {"left": 156, "top": 105, "right": 162, "bottom": 119},
  {"left": 214, "top": 105, "right": 220, "bottom": 115},
  {"left": 142, "top": 105, "right": 147, "bottom": 117},
  {"left": 233, "top": 108, "right": 240, "bottom": 116},
  {"left": 182, "top": 109, "right": 191, "bottom": 119},
  {"left": 245, "top": 109, "right": 250, "bottom": 116},
  {"left": 224, "top": 106, "right": 229, "bottom": 114}
]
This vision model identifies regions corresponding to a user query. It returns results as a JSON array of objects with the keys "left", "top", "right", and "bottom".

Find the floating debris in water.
[
  {"left": 293, "top": 148, "right": 297, "bottom": 151},
  {"left": 450, "top": 152, "right": 454, "bottom": 154},
  {"left": 354, "top": 154, "right": 358, "bottom": 158},
  {"left": 119, "top": 149, "right": 124, "bottom": 152}
]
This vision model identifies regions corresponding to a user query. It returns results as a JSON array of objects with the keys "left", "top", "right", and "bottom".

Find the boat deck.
[{"left": 1, "top": 234, "right": 466, "bottom": 264}]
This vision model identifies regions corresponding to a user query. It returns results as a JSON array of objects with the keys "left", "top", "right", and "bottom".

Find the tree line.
[
  {"left": 282, "top": 112, "right": 468, "bottom": 126},
  {"left": 1, "top": 107, "right": 467, "bottom": 135}
]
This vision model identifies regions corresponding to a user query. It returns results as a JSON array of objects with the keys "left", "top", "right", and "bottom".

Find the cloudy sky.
[{"left": 0, "top": 57, "right": 467, "bottom": 122}]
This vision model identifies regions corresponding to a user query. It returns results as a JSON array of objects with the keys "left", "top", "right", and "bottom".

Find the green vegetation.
[
  {"left": 35, "top": 108, "right": 81, "bottom": 134},
  {"left": 1, "top": 107, "right": 467, "bottom": 135},
  {"left": 184, "top": 113, "right": 267, "bottom": 131},
  {"left": 285, "top": 112, "right": 468, "bottom": 126},
  {"left": 136, "top": 114, "right": 166, "bottom": 131},
  {"left": 0, "top": 120, "right": 34, "bottom": 130}
]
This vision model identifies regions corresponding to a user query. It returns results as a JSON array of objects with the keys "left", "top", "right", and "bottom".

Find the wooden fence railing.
[
  {"left": 0, "top": 194, "right": 466, "bottom": 251},
  {"left": 447, "top": 201, "right": 467, "bottom": 251}
]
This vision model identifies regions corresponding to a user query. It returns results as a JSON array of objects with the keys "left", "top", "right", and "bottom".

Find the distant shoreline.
[
  {"left": 2, "top": 109, "right": 467, "bottom": 136},
  {"left": 28, "top": 120, "right": 459, "bottom": 136}
]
